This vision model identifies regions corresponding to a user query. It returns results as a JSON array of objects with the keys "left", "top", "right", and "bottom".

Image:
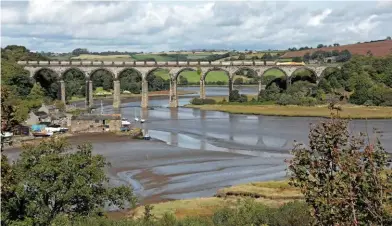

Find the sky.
[{"left": 1, "top": 0, "right": 392, "bottom": 53}]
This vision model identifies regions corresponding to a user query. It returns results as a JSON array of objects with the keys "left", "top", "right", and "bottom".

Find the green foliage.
[
  {"left": 229, "top": 90, "right": 247, "bottom": 103},
  {"left": 147, "top": 73, "right": 170, "bottom": 91},
  {"left": 288, "top": 118, "right": 392, "bottom": 225},
  {"left": 178, "top": 76, "right": 188, "bottom": 86},
  {"left": 191, "top": 98, "right": 216, "bottom": 105},
  {"left": 1, "top": 138, "right": 136, "bottom": 225},
  {"left": 1, "top": 86, "right": 30, "bottom": 134},
  {"left": 53, "top": 100, "right": 66, "bottom": 112},
  {"left": 258, "top": 83, "right": 281, "bottom": 102},
  {"left": 292, "top": 56, "right": 303, "bottom": 62},
  {"left": 233, "top": 77, "right": 243, "bottom": 85},
  {"left": 63, "top": 69, "right": 86, "bottom": 99},
  {"left": 91, "top": 70, "right": 114, "bottom": 91},
  {"left": 29, "top": 82, "right": 45, "bottom": 100},
  {"left": 119, "top": 69, "right": 142, "bottom": 93},
  {"left": 59, "top": 200, "right": 310, "bottom": 226},
  {"left": 350, "top": 83, "right": 392, "bottom": 106}
]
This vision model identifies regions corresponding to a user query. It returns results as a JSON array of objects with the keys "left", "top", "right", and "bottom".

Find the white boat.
[
  {"left": 134, "top": 108, "right": 140, "bottom": 122},
  {"left": 0, "top": 132, "right": 13, "bottom": 138},
  {"left": 140, "top": 109, "right": 146, "bottom": 123},
  {"left": 121, "top": 118, "right": 131, "bottom": 126}
]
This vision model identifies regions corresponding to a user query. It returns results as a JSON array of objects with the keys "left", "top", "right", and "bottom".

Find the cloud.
[
  {"left": 307, "top": 9, "right": 332, "bottom": 26},
  {"left": 1, "top": 0, "right": 391, "bottom": 52}
]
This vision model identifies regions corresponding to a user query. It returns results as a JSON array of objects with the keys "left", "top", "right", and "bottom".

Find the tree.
[
  {"left": 53, "top": 100, "right": 65, "bottom": 112},
  {"left": 5, "top": 74, "right": 34, "bottom": 96},
  {"left": 333, "top": 43, "right": 340, "bottom": 47},
  {"left": 229, "top": 90, "right": 246, "bottom": 102},
  {"left": 262, "top": 83, "right": 281, "bottom": 101},
  {"left": 29, "top": 83, "right": 45, "bottom": 100},
  {"left": 336, "top": 49, "right": 352, "bottom": 62},
  {"left": 317, "top": 44, "right": 324, "bottom": 48},
  {"left": 331, "top": 50, "right": 340, "bottom": 56},
  {"left": 303, "top": 53, "right": 311, "bottom": 62},
  {"left": 1, "top": 86, "right": 30, "bottom": 137},
  {"left": 329, "top": 76, "right": 342, "bottom": 90},
  {"left": 292, "top": 56, "right": 303, "bottom": 62},
  {"left": 238, "top": 53, "right": 246, "bottom": 60},
  {"left": 288, "top": 117, "right": 392, "bottom": 225},
  {"left": 178, "top": 76, "right": 188, "bottom": 85},
  {"left": 317, "top": 78, "right": 332, "bottom": 93},
  {"left": 234, "top": 77, "right": 244, "bottom": 85},
  {"left": 72, "top": 48, "right": 89, "bottom": 56},
  {"left": 386, "top": 36, "right": 391, "bottom": 40},
  {"left": 1, "top": 138, "right": 136, "bottom": 225},
  {"left": 63, "top": 70, "right": 86, "bottom": 99}
]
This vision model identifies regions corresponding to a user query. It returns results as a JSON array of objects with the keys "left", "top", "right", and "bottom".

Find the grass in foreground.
[
  {"left": 185, "top": 104, "right": 392, "bottom": 119},
  {"left": 130, "top": 180, "right": 301, "bottom": 220}
]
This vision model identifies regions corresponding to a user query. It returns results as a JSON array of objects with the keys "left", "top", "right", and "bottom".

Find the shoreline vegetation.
[
  {"left": 185, "top": 103, "right": 392, "bottom": 119},
  {"left": 68, "top": 90, "right": 197, "bottom": 103},
  {"left": 128, "top": 180, "right": 300, "bottom": 220}
]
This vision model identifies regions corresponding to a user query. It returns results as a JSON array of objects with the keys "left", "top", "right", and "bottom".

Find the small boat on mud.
[
  {"left": 32, "top": 130, "right": 53, "bottom": 137},
  {"left": 142, "top": 129, "right": 151, "bottom": 140},
  {"left": 122, "top": 118, "right": 131, "bottom": 126}
]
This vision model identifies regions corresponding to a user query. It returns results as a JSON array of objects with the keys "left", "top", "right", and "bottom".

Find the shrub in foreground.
[
  {"left": 288, "top": 116, "right": 392, "bottom": 225},
  {"left": 1, "top": 138, "right": 136, "bottom": 225}
]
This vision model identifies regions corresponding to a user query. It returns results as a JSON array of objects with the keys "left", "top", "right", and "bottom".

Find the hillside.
[{"left": 281, "top": 40, "right": 392, "bottom": 58}]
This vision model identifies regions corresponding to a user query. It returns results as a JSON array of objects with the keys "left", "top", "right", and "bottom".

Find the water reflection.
[{"left": 148, "top": 129, "right": 291, "bottom": 158}]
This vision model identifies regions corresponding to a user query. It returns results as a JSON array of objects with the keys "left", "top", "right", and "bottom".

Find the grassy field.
[
  {"left": 66, "top": 52, "right": 222, "bottom": 62},
  {"left": 185, "top": 104, "right": 392, "bottom": 119},
  {"left": 131, "top": 54, "right": 173, "bottom": 61},
  {"left": 263, "top": 68, "right": 285, "bottom": 77},
  {"left": 153, "top": 69, "right": 171, "bottom": 80},
  {"left": 71, "top": 54, "right": 134, "bottom": 61},
  {"left": 130, "top": 180, "right": 301, "bottom": 219}
]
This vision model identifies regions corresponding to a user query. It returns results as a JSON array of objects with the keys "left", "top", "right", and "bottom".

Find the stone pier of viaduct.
[{"left": 18, "top": 60, "right": 336, "bottom": 108}]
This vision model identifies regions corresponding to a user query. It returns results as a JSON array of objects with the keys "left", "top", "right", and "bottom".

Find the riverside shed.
[{"left": 70, "top": 114, "right": 122, "bottom": 133}]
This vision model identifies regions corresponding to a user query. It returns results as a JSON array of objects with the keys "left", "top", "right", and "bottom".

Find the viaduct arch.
[{"left": 19, "top": 60, "right": 337, "bottom": 109}]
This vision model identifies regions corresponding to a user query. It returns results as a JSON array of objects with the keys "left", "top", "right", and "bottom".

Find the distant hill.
[{"left": 280, "top": 40, "right": 392, "bottom": 58}]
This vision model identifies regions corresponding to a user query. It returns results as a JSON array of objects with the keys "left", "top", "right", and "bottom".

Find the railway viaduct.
[{"left": 18, "top": 60, "right": 336, "bottom": 108}]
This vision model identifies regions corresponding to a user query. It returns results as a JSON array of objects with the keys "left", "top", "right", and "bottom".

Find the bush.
[
  {"left": 229, "top": 90, "right": 248, "bottom": 103},
  {"left": 212, "top": 199, "right": 311, "bottom": 226},
  {"left": 263, "top": 83, "right": 281, "bottom": 101},
  {"left": 190, "top": 98, "right": 216, "bottom": 105},
  {"left": 203, "top": 98, "right": 216, "bottom": 104},
  {"left": 270, "top": 201, "right": 313, "bottom": 226},
  {"left": 229, "top": 90, "right": 241, "bottom": 102},
  {"left": 191, "top": 98, "right": 204, "bottom": 105},
  {"left": 299, "top": 96, "right": 317, "bottom": 106},
  {"left": 276, "top": 94, "right": 293, "bottom": 105},
  {"left": 238, "top": 94, "right": 248, "bottom": 103},
  {"left": 364, "top": 100, "right": 374, "bottom": 106}
]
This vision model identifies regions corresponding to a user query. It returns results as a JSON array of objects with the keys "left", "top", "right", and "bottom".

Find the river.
[
  {"left": 5, "top": 86, "right": 392, "bottom": 205},
  {"left": 100, "top": 86, "right": 392, "bottom": 204}
]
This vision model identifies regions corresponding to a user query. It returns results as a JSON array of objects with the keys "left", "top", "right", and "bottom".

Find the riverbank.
[
  {"left": 185, "top": 104, "right": 392, "bottom": 119},
  {"left": 3, "top": 130, "right": 143, "bottom": 152}
]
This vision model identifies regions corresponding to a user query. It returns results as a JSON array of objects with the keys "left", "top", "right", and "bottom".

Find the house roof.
[
  {"left": 71, "top": 114, "right": 121, "bottom": 121},
  {"left": 34, "top": 111, "right": 49, "bottom": 119},
  {"left": 51, "top": 112, "right": 67, "bottom": 120}
]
